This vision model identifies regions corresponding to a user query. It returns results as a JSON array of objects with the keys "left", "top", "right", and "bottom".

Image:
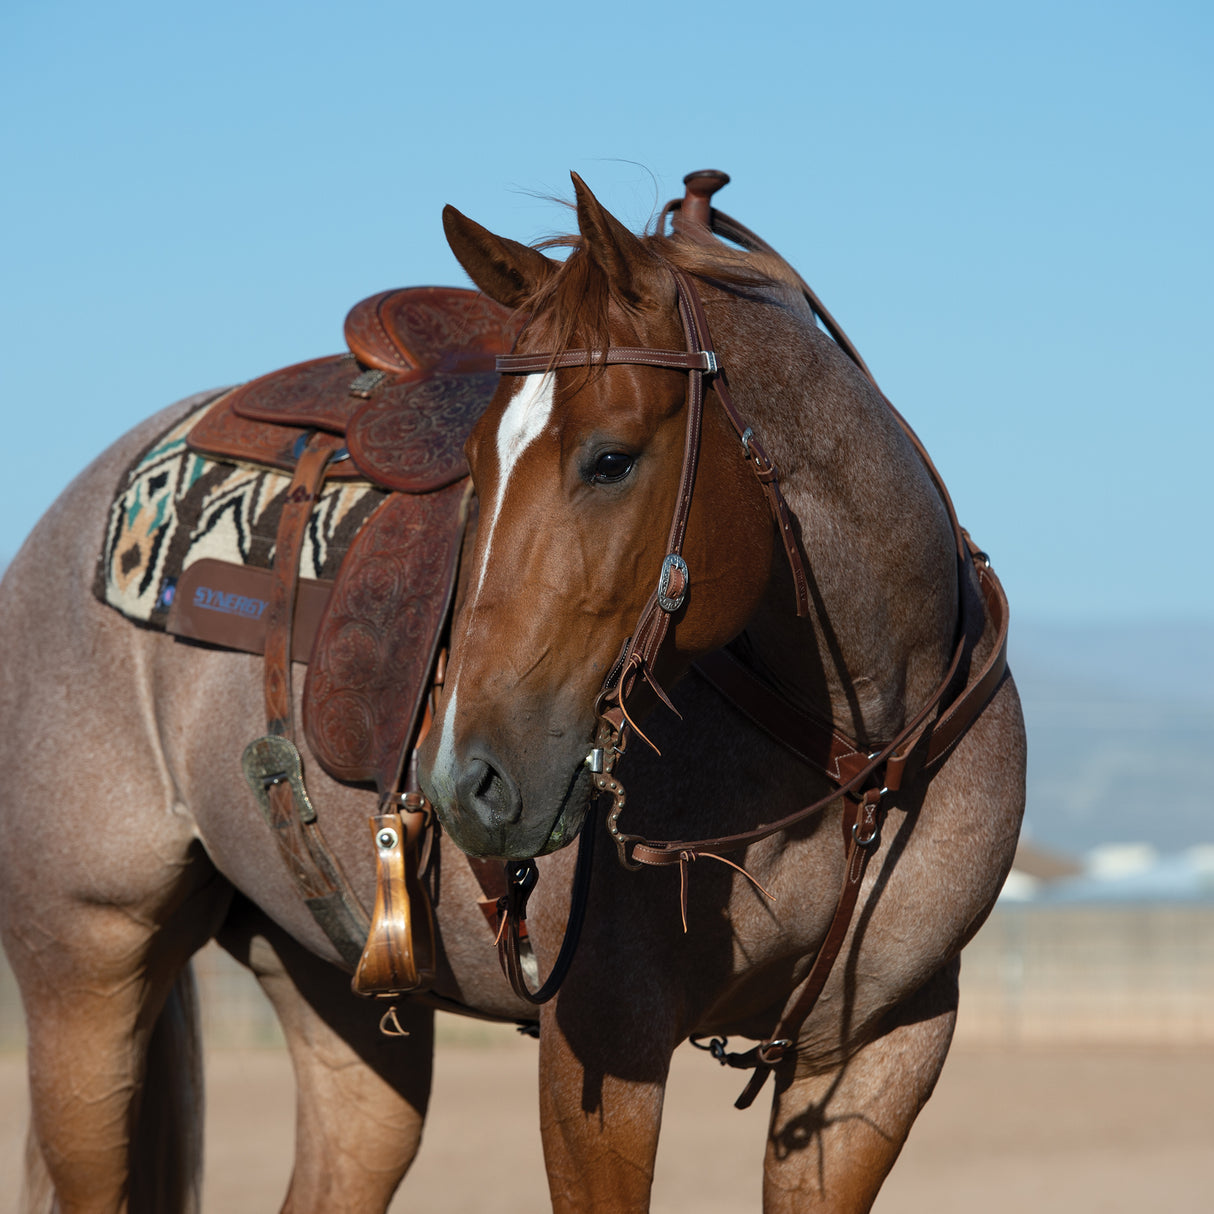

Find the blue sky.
[{"left": 2, "top": 1, "right": 1210, "bottom": 622}]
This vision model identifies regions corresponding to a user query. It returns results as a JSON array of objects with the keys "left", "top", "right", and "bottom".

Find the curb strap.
[{"left": 496, "top": 808, "right": 598, "bottom": 1004}]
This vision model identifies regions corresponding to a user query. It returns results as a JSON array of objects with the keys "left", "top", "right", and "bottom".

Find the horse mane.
[{"left": 514, "top": 226, "right": 806, "bottom": 361}]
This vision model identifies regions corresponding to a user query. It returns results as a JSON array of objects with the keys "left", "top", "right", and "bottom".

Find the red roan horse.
[{"left": 0, "top": 172, "right": 1024, "bottom": 1212}]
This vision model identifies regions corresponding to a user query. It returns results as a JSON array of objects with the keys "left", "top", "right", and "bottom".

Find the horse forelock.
[{"left": 511, "top": 228, "right": 806, "bottom": 364}]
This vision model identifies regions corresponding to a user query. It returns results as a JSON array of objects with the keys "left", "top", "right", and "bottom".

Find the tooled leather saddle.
[{"left": 181, "top": 286, "right": 522, "bottom": 993}]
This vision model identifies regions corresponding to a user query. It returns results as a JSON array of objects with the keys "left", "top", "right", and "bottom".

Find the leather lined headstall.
[{"left": 497, "top": 261, "right": 812, "bottom": 786}]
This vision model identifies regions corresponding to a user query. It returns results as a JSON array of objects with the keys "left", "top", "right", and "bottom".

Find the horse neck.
[{"left": 708, "top": 287, "right": 960, "bottom": 747}]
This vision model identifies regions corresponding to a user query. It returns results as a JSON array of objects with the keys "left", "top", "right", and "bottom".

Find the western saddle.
[{"left": 179, "top": 286, "right": 522, "bottom": 996}]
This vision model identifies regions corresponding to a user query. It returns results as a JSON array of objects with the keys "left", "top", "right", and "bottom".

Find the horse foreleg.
[
  {"left": 216, "top": 900, "right": 433, "bottom": 1214},
  {"left": 761, "top": 959, "right": 959, "bottom": 1213},
  {"left": 536, "top": 992, "right": 673, "bottom": 1214}
]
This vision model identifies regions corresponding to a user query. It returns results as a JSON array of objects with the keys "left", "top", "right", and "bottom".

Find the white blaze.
[
  {"left": 429, "top": 685, "right": 460, "bottom": 808},
  {"left": 473, "top": 372, "right": 556, "bottom": 605},
  {"left": 430, "top": 373, "right": 555, "bottom": 798}
]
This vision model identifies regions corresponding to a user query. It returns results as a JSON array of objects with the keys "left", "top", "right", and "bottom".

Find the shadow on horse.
[{"left": 0, "top": 170, "right": 1024, "bottom": 1212}]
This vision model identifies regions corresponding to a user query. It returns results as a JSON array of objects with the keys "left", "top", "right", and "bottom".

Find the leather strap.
[
  {"left": 496, "top": 813, "right": 598, "bottom": 1005},
  {"left": 248, "top": 433, "right": 373, "bottom": 970},
  {"left": 693, "top": 554, "right": 1010, "bottom": 796},
  {"left": 693, "top": 647, "right": 873, "bottom": 787},
  {"left": 732, "top": 788, "right": 885, "bottom": 1109},
  {"left": 667, "top": 265, "right": 811, "bottom": 616},
  {"left": 497, "top": 347, "right": 717, "bottom": 374},
  {"left": 622, "top": 537, "right": 1007, "bottom": 869},
  {"left": 263, "top": 434, "right": 346, "bottom": 734}
]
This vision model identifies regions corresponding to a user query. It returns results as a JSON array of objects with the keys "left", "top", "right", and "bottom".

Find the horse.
[{"left": 0, "top": 170, "right": 1025, "bottom": 1213}]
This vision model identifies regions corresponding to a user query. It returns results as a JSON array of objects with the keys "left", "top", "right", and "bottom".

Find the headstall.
[{"left": 496, "top": 259, "right": 812, "bottom": 836}]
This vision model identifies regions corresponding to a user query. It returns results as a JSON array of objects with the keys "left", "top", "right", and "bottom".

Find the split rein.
[{"left": 488, "top": 248, "right": 1010, "bottom": 1104}]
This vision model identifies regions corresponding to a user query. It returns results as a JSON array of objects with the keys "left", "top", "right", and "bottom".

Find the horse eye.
[{"left": 591, "top": 451, "right": 634, "bottom": 483}]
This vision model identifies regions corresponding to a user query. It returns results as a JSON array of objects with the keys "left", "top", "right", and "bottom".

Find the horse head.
[{"left": 418, "top": 174, "right": 789, "bottom": 859}]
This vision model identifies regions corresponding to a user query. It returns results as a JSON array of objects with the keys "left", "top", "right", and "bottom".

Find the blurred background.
[{"left": 2, "top": 1, "right": 1211, "bottom": 1209}]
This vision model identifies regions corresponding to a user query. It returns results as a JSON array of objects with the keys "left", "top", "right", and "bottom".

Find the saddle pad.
[
  {"left": 98, "top": 285, "right": 507, "bottom": 795},
  {"left": 95, "top": 401, "right": 386, "bottom": 630}
]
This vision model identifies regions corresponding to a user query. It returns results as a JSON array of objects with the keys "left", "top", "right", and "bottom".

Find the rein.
[{"left": 488, "top": 177, "right": 1010, "bottom": 1103}]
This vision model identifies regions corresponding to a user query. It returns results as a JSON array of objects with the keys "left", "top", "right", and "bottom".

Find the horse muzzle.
[{"left": 423, "top": 740, "right": 594, "bottom": 860}]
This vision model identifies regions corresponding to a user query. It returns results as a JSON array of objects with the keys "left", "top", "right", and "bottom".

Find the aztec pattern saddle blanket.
[{"left": 95, "top": 403, "right": 384, "bottom": 640}]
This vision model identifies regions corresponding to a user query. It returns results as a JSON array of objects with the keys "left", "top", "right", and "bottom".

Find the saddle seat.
[{"left": 190, "top": 286, "right": 522, "bottom": 493}]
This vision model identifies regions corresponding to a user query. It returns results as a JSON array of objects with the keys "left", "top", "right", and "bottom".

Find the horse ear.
[
  {"left": 443, "top": 205, "right": 556, "bottom": 309},
  {"left": 571, "top": 172, "right": 661, "bottom": 309}
]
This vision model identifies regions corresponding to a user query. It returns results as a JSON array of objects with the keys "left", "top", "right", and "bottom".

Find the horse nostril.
[
  {"left": 457, "top": 756, "right": 523, "bottom": 826},
  {"left": 472, "top": 761, "right": 496, "bottom": 802}
]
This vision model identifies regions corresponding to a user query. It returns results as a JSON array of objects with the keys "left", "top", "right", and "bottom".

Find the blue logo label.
[{"left": 194, "top": 585, "right": 268, "bottom": 619}]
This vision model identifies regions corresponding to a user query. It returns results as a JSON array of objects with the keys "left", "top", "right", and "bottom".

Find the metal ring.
[{"left": 852, "top": 820, "right": 880, "bottom": 848}]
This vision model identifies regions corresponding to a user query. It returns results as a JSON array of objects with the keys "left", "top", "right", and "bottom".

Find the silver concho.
[{"left": 657, "top": 553, "right": 689, "bottom": 613}]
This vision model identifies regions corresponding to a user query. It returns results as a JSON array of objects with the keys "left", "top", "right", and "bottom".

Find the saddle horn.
[{"left": 671, "top": 169, "right": 731, "bottom": 243}]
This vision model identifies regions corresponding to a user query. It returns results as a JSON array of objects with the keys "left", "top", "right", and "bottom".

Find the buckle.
[{"left": 758, "top": 1038, "right": 793, "bottom": 1065}]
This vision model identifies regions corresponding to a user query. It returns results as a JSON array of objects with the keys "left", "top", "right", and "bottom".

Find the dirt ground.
[{"left": 2, "top": 1030, "right": 1211, "bottom": 1212}]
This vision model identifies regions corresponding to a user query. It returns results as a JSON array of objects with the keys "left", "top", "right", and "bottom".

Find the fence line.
[
  {"left": 2, "top": 905, "right": 1212, "bottom": 1051},
  {"left": 954, "top": 904, "right": 1214, "bottom": 1044}
]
